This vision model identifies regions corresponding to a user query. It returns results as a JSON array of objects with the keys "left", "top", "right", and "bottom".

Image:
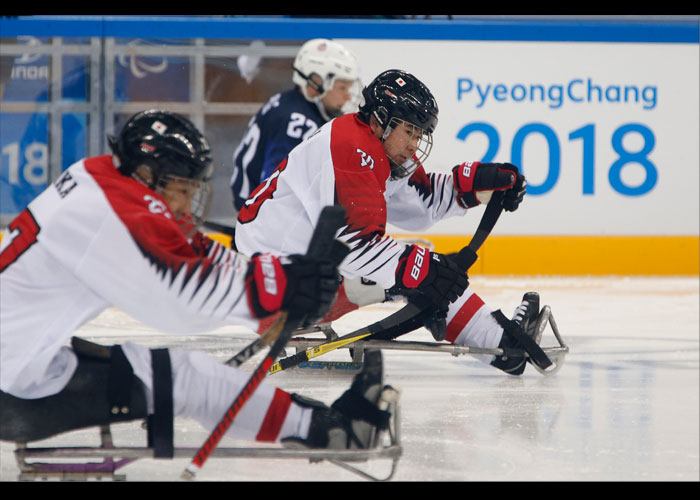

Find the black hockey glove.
[
  {"left": 389, "top": 245, "right": 469, "bottom": 315},
  {"left": 452, "top": 161, "right": 526, "bottom": 211},
  {"left": 502, "top": 167, "right": 526, "bottom": 212},
  {"left": 246, "top": 253, "right": 341, "bottom": 326}
]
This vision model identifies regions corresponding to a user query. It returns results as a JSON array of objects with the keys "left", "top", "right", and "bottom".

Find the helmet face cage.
[
  {"left": 153, "top": 172, "right": 213, "bottom": 229},
  {"left": 382, "top": 117, "right": 434, "bottom": 179}
]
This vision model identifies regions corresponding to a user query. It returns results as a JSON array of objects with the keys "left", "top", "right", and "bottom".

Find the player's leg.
[
  {"left": 282, "top": 350, "right": 394, "bottom": 450},
  {"left": 445, "top": 290, "right": 545, "bottom": 375},
  {"left": 122, "top": 342, "right": 393, "bottom": 448},
  {"left": 0, "top": 342, "right": 148, "bottom": 443},
  {"left": 0, "top": 339, "right": 394, "bottom": 450}
]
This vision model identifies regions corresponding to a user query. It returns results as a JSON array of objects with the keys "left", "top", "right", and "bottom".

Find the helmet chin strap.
[
  {"left": 294, "top": 67, "right": 326, "bottom": 98},
  {"left": 388, "top": 157, "right": 417, "bottom": 179},
  {"left": 381, "top": 123, "right": 394, "bottom": 142},
  {"left": 375, "top": 122, "right": 403, "bottom": 177},
  {"left": 130, "top": 164, "right": 157, "bottom": 189},
  {"left": 295, "top": 66, "right": 346, "bottom": 122}
]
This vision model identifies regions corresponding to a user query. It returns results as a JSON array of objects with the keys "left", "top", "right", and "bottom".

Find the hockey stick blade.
[{"left": 182, "top": 206, "right": 349, "bottom": 480}]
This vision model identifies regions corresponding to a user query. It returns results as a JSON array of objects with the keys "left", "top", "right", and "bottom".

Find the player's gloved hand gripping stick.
[{"left": 182, "top": 205, "right": 350, "bottom": 479}]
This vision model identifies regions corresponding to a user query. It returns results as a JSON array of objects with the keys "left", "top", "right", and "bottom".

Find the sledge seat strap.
[{"left": 148, "top": 348, "right": 174, "bottom": 458}]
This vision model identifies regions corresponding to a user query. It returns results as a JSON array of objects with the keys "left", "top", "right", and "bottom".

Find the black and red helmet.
[
  {"left": 359, "top": 69, "right": 438, "bottom": 135},
  {"left": 359, "top": 70, "right": 438, "bottom": 178},
  {"left": 109, "top": 109, "right": 213, "bottom": 187}
]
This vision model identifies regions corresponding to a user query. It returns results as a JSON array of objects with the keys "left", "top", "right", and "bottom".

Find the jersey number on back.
[
  {"left": 0, "top": 209, "right": 40, "bottom": 272},
  {"left": 237, "top": 159, "right": 288, "bottom": 224},
  {"left": 287, "top": 112, "right": 318, "bottom": 140}
]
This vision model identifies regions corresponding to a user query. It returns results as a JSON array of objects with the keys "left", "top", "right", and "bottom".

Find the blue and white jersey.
[{"left": 230, "top": 88, "right": 327, "bottom": 211}]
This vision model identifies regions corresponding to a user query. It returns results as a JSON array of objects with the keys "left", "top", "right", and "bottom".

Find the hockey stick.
[
  {"left": 450, "top": 190, "right": 504, "bottom": 269},
  {"left": 182, "top": 205, "right": 349, "bottom": 480},
  {"left": 268, "top": 193, "right": 506, "bottom": 374},
  {"left": 227, "top": 292, "right": 423, "bottom": 371},
  {"left": 225, "top": 320, "right": 279, "bottom": 368},
  {"left": 269, "top": 301, "right": 425, "bottom": 374}
]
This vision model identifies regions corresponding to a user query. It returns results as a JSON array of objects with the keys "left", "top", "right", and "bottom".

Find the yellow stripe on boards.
[
  {"left": 5, "top": 231, "right": 692, "bottom": 275},
  {"left": 423, "top": 235, "right": 699, "bottom": 276},
  {"left": 206, "top": 232, "right": 232, "bottom": 248},
  {"left": 202, "top": 233, "right": 697, "bottom": 275}
]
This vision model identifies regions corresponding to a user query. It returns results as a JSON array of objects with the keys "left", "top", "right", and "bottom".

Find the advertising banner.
[{"left": 339, "top": 39, "right": 699, "bottom": 238}]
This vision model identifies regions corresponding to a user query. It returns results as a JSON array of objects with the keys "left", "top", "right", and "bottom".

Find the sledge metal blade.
[{"left": 287, "top": 304, "right": 569, "bottom": 378}]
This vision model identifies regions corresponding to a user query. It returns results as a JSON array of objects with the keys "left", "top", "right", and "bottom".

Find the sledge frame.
[
  {"left": 12, "top": 394, "right": 402, "bottom": 482},
  {"left": 285, "top": 306, "right": 569, "bottom": 376}
]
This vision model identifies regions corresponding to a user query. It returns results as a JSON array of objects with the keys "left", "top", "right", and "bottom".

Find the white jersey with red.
[
  {"left": 0, "top": 155, "right": 312, "bottom": 443},
  {"left": 235, "top": 113, "right": 466, "bottom": 289},
  {"left": 235, "top": 113, "right": 505, "bottom": 357}
]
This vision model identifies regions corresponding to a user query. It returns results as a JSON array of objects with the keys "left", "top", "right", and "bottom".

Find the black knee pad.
[{"left": 0, "top": 337, "right": 148, "bottom": 443}]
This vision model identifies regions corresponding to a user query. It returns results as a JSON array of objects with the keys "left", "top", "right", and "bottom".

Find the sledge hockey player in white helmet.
[
  {"left": 292, "top": 38, "right": 362, "bottom": 121},
  {"left": 0, "top": 110, "right": 395, "bottom": 454},
  {"left": 234, "top": 69, "right": 554, "bottom": 376},
  {"left": 230, "top": 38, "right": 361, "bottom": 211}
]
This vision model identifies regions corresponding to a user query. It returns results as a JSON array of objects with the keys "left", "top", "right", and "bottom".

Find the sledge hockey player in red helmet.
[{"left": 0, "top": 110, "right": 396, "bottom": 455}]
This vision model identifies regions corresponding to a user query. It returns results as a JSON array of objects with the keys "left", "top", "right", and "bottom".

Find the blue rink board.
[{"left": 1, "top": 16, "right": 698, "bottom": 43}]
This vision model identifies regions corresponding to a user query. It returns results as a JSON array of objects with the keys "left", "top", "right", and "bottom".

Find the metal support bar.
[
  {"left": 286, "top": 306, "right": 569, "bottom": 376},
  {"left": 13, "top": 392, "right": 402, "bottom": 482}
]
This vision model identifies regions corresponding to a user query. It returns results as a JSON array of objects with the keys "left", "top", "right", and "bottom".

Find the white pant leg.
[
  {"left": 445, "top": 289, "right": 504, "bottom": 364},
  {"left": 121, "top": 341, "right": 311, "bottom": 442}
]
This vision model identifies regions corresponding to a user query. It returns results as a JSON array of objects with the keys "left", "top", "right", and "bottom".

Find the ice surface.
[{"left": 1, "top": 276, "right": 698, "bottom": 481}]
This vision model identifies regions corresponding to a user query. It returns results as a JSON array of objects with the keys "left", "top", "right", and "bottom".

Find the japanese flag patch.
[{"left": 151, "top": 121, "right": 168, "bottom": 134}]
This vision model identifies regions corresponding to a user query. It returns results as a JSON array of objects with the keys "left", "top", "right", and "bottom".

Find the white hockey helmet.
[{"left": 292, "top": 38, "right": 361, "bottom": 119}]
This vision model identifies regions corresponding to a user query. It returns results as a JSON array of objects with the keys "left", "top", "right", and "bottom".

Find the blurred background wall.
[{"left": 1, "top": 15, "right": 697, "bottom": 275}]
